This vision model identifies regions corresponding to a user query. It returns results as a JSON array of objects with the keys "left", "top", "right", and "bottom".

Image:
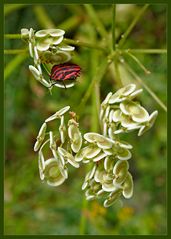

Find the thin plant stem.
[
  {"left": 112, "top": 4, "right": 116, "bottom": 51},
  {"left": 63, "top": 38, "right": 106, "bottom": 52},
  {"left": 4, "top": 34, "right": 166, "bottom": 55},
  {"left": 79, "top": 195, "right": 88, "bottom": 235},
  {"left": 124, "top": 62, "right": 167, "bottom": 112},
  {"left": 115, "top": 62, "right": 122, "bottom": 88},
  {"left": 4, "top": 49, "right": 27, "bottom": 54},
  {"left": 5, "top": 34, "right": 21, "bottom": 39},
  {"left": 58, "top": 15, "right": 83, "bottom": 31},
  {"left": 118, "top": 4, "right": 149, "bottom": 48},
  {"left": 124, "top": 49, "right": 167, "bottom": 54},
  {"left": 33, "top": 6, "right": 55, "bottom": 28},
  {"left": 4, "top": 54, "right": 28, "bottom": 80},
  {"left": 91, "top": 50, "right": 100, "bottom": 133},
  {"left": 4, "top": 34, "right": 106, "bottom": 52},
  {"left": 77, "top": 59, "right": 110, "bottom": 113},
  {"left": 124, "top": 51, "right": 151, "bottom": 74},
  {"left": 84, "top": 4, "right": 108, "bottom": 39}
]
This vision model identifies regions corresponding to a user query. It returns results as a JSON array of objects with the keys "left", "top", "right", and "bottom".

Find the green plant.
[{"left": 4, "top": 4, "right": 167, "bottom": 235}]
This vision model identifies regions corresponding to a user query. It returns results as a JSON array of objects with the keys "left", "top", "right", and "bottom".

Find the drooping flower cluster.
[
  {"left": 79, "top": 132, "right": 133, "bottom": 207},
  {"left": 21, "top": 28, "right": 75, "bottom": 88},
  {"left": 34, "top": 84, "right": 158, "bottom": 207},
  {"left": 34, "top": 106, "right": 82, "bottom": 186}
]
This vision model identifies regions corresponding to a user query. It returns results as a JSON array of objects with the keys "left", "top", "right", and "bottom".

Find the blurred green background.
[{"left": 4, "top": 4, "right": 167, "bottom": 235}]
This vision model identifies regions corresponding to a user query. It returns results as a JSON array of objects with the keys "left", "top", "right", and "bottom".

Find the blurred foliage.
[{"left": 4, "top": 4, "right": 167, "bottom": 235}]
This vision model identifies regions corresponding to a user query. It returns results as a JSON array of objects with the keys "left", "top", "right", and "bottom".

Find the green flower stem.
[
  {"left": 118, "top": 4, "right": 149, "bottom": 48},
  {"left": 84, "top": 4, "right": 108, "bottom": 39},
  {"left": 4, "top": 49, "right": 27, "bottom": 54},
  {"left": 91, "top": 50, "right": 100, "bottom": 133},
  {"left": 124, "top": 49, "right": 167, "bottom": 54},
  {"left": 124, "top": 51, "right": 151, "bottom": 74},
  {"left": 58, "top": 15, "right": 83, "bottom": 31},
  {"left": 42, "top": 63, "right": 50, "bottom": 75},
  {"left": 4, "top": 54, "right": 28, "bottom": 80},
  {"left": 114, "top": 58, "right": 123, "bottom": 88},
  {"left": 77, "top": 58, "right": 110, "bottom": 113},
  {"left": 4, "top": 34, "right": 166, "bottom": 55},
  {"left": 79, "top": 195, "right": 88, "bottom": 235},
  {"left": 77, "top": 51, "right": 116, "bottom": 112},
  {"left": 33, "top": 6, "right": 55, "bottom": 28},
  {"left": 112, "top": 4, "right": 116, "bottom": 51},
  {"left": 124, "top": 62, "right": 167, "bottom": 112},
  {"left": 5, "top": 34, "right": 21, "bottom": 39},
  {"left": 63, "top": 38, "right": 106, "bottom": 52}
]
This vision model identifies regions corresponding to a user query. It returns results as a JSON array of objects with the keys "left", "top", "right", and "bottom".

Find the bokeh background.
[{"left": 4, "top": 4, "right": 167, "bottom": 235}]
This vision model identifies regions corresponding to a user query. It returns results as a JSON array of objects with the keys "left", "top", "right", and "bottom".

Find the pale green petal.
[
  {"left": 29, "top": 28, "right": 34, "bottom": 40},
  {"left": 115, "top": 140, "right": 133, "bottom": 149},
  {"left": 84, "top": 145, "right": 101, "bottom": 159},
  {"left": 112, "top": 109, "right": 122, "bottom": 122},
  {"left": 93, "top": 152, "right": 107, "bottom": 162},
  {"left": 96, "top": 138, "right": 114, "bottom": 149},
  {"left": 84, "top": 132, "right": 115, "bottom": 148},
  {"left": 103, "top": 148, "right": 113, "bottom": 156},
  {"left": 129, "top": 88, "right": 143, "bottom": 99},
  {"left": 46, "top": 29, "right": 65, "bottom": 37},
  {"left": 53, "top": 82, "right": 75, "bottom": 88},
  {"left": 116, "top": 147, "right": 132, "bottom": 160},
  {"left": 104, "top": 156, "right": 115, "bottom": 172},
  {"left": 58, "top": 44, "right": 75, "bottom": 51},
  {"left": 29, "top": 65, "right": 40, "bottom": 80},
  {"left": 21, "top": 28, "right": 29, "bottom": 38},
  {"left": 102, "top": 181, "right": 116, "bottom": 192},
  {"left": 103, "top": 188, "right": 122, "bottom": 207},
  {"left": 45, "top": 106, "right": 70, "bottom": 123},
  {"left": 29, "top": 42, "right": 34, "bottom": 58},
  {"left": 120, "top": 101, "right": 149, "bottom": 122},
  {"left": 109, "top": 109, "right": 114, "bottom": 122},
  {"left": 58, "top": 147, "right": 79, "bottom": 168},
  {"left": 36, "top": 38, "right": 51, "bottom": 51},
  {"left": 75, "top": 146, "right": 89, "bottom": 162},
  {"left": 52, "top": 36, "right": 64, "bottom": 45},
  {"left": 122, "top": 172, "right": 133, "bottom": 198},
  {"left": 35, "top": 30, "right": 48, "bottom": 38},
  {"left": 85, "top": 189, "right": 96, "bottom": 200},
  {"left": 44, "top": 158, "right": 66, "bottom": 187},
  {"left": 37, "top": 122, "right": 47, "bottom": 139},
  {"left": 113, "top": 160, "right": 129, "bottom": 175},
  {"left": 71, "top": 132, "right": 82, "bottom": 153},
  {"left": 101, "top": 92, "right": 113, "bottom": 105},
  {"left": 94, "top": 166, "right": 104, "bottom": 183}
]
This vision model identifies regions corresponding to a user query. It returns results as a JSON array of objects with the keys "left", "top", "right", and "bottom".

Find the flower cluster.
[
  {"left": 100, "top": 84, "right": 158, "bottom": 137},
  {"left": 34, "top": 84, "right": 158, "bottom": 207},
  {"left": 80, "top": 133, "right": 133, "bottom": 207},
  {"left": 21, "top": 28, "right": 75, "bottom": 88},
  {"left": 34, "top": 106, "right": 82, "bottom": 186}
]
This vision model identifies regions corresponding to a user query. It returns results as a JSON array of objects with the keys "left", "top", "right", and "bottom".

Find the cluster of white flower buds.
[
  {"left": 34, "top": 106, "right": 82, "bottom": 186},
  {"left": 34, "top": 84, "right": 158, "bottom": 207},
  {"left": 21, "top": 28, "right": 75, "bottom": 88},
  {"left": 100, "top": 83, "right": 158, "bottom": 137}
]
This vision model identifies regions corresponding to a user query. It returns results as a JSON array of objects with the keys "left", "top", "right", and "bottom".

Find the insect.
[{"left": 50, "top": 63, "right": 81, "bottom": 88}]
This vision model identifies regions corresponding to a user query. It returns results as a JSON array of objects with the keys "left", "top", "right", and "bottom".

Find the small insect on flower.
[{"left": 50, "top": 63, "right": 81, "bottom": 88}]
